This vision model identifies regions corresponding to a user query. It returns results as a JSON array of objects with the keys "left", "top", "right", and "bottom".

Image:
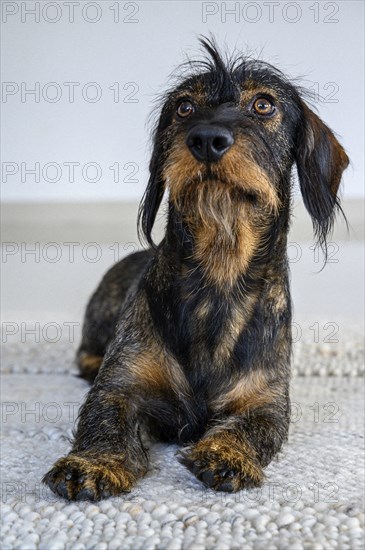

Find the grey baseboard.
[{"left": 1, "top": 199, "right": 363, "bottom": 244}]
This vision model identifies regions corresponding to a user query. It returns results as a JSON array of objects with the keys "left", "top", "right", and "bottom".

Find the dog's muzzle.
[{"left": 186, "top": 124, "right": 234, "bottom": 163}]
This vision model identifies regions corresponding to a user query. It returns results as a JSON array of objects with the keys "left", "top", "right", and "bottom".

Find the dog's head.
[{"left": 139, "top": 38, "right": 349, "bottom": 251}]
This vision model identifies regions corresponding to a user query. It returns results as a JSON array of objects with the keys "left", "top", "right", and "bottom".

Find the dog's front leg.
[
  {"left": 179, "top": 396, "right": 290, "bottom": 492},
  {"left": 43, "top": 373, "right": 148, "bottom": 501}
]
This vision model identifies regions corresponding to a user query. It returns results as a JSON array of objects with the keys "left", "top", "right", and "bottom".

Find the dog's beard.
[
  {"left": 169, "top": 171, "right": 279, "bottom": 249},
  {"left": 169, "top": 177, "right": 275, "bottom": 285},
  {"left": 172, "top": 180, "right": 243, "bottom": 242},
  {"left": 164, "top": 143, "right": 279, "bottom": 240}
]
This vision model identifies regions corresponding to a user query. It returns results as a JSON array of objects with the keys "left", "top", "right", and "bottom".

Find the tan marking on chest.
[
  {"left": 210, "top": 369, "right": 281, "bottom": 414},
  {"left": 213, "top": 294, "right": 258, "bottom": 363},
  {"left": 131, "top": 342, "right": 191, "bottom": 399}
]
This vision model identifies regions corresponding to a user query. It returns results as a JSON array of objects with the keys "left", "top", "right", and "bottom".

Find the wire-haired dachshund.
[{"left": 43, "top": 38, "right": 349, "bottom": 500}]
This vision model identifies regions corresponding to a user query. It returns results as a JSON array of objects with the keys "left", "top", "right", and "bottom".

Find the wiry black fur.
[{"left": 43, "top": 38, "right": 349, "bottom": 501}]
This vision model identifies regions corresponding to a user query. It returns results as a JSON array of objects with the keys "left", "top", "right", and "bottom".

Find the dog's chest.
[{"left": 177, "top": 285, "right": 254, "bottom": 365}]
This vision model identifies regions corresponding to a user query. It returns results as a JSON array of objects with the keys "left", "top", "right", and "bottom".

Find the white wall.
[{"left": 2, "top": 0, "right": 363, "bottom": 202}]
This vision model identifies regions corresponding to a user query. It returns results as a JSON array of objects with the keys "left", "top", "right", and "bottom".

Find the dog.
[{"left": 43, "top": 39, "right": 349, "bottom": 500}]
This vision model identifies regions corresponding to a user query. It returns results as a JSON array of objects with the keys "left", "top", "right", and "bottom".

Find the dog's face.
[{"left": 140, "top": 40, "right": 349, "bottom": 250}]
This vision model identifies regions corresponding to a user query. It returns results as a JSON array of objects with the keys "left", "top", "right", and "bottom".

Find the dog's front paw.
[
  {"left": 178, "top": 435, "right": 264, "bottom": 492},
  {"left": 43, "top": 452, "right": 137, "bottom": 501}
]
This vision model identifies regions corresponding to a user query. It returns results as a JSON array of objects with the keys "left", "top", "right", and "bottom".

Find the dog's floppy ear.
[
  {"left": 138, "top": 131, "right": 166, "bottom": 248},
  {"left": 295, "top": 102, "right": 349, "bottom": 247}
]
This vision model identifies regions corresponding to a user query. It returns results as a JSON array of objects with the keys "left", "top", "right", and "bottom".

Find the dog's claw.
[
  {"left": 201, "top": 470, "right": 215, "bottom": 487},
  {"left": 218, "top": 480, "right": 235, "bottom": 492},
  {"left": 75, "top": 488, "right": 97, "bottom": 502},
  {"left": 179, "top": 438, "right": 264, "bottom": 492}
]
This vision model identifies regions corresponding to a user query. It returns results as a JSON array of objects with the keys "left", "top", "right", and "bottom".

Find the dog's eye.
[
  {"left": 176, "top": 100, "right": 195, "bottom": 118},
  {"left": 252, "top": 97, "right": 275, "bottom": 116}
]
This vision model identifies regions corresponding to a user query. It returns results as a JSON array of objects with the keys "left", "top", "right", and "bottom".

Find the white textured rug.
[{"left": 1, "top": 336, "right": 364, "bottom": 550}]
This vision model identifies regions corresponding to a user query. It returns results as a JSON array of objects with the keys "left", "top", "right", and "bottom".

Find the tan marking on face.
[
  {"left": 164, "top": 135, "right": 279, "bottom": 213},
  {"left": 240, "top": 82, "right": 279, "bottom": 101},
  {"left": 171, "top": 89, "right": 207, "bottom": 123},
  {"left": 211, "top": 369, "right": 281, "bottom": 414},
  {"left": 163, "top": 135, "right": 279, "bottom": 287},
  {"left": 239, "top": 84, "right": 282, "bottom": 131}
]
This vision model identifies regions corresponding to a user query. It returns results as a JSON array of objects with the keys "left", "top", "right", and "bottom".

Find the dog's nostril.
[
  {"left": 192, "top": 136, "right": 203, "bottom": 150},
  {"left": 212, "top": 137, "right": 228, "bottom": 151}
]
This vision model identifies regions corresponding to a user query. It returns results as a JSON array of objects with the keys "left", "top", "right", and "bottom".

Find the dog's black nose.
[{"left": 186, "top": 125, "right": 234, "bottom": 162}]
